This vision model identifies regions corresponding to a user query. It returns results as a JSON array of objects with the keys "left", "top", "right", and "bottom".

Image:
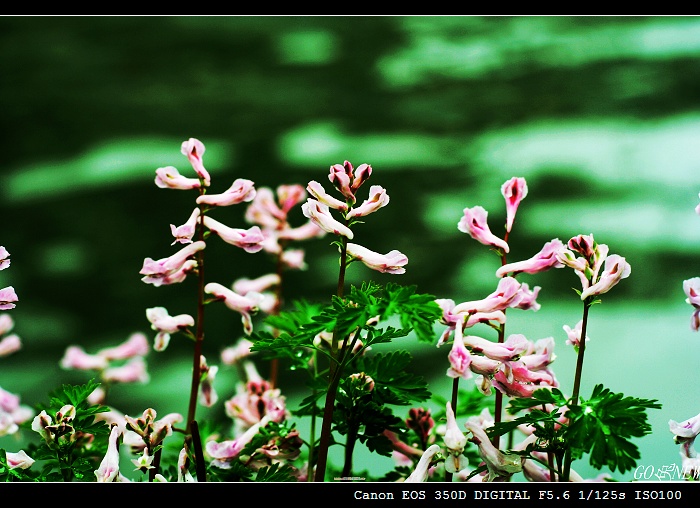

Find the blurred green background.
[{"left": 1, "top": 15, "right": 700, "bottom": 481}]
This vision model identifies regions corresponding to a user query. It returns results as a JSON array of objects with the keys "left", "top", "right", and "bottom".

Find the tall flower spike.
[
  {"left": 458, "top": 206, "right": 509, "bottom": 253},
  {"left": 501, "top": 177, "right": 528, "bottom": 234}
]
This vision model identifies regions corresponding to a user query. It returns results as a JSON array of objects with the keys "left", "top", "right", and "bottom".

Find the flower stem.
[
  {"left": 561, "top": 296, "right": 592, "bottom": 482},
  {"left": 313, "top": 236, "right": 348, "bottom": 482}
]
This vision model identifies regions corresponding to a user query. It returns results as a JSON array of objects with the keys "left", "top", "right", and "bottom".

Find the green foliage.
[
  {"left": 491, "top": 385, "right": 661, "bottom": 475},
  {"left": 356, "top": 350, "right": 431, "bottom": 405},
  {"left": 15, "top": 379, "right": 112, "bottom": 482}
]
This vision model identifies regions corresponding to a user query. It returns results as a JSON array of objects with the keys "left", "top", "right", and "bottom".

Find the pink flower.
[
  {"left": 98, "top": 332, "right": 150, "bottom": 361},
  {"left": 0, "top": 313, "right": 13, "bottom": 335},
  {"left": 443, "top": 402, "right": 469, "bottom": 474},
  {"left": 452, "top": 277, "right": 523, "bottom": 315},
  {"left": 221, "top": 338, "right": 253, "bottom": 365},
  {"left": 563, "top": 320, "right": 589, "bottom": 348},
  {"left": 180, "top": 137, "right": 211, "bottom": 185},
  {"left": 202, "top": 216, "right": 265, "bottom": 253},
  {"left": 154, "top": 166, "right": 202, "bottom": 190},
  {"left": 199, "top": 355, "right": 219, "bottom": 408},
  {"left": 170, "top": 207, "right": 200, "bottom": 245},
  {"left": 446, "top": 320, "right": 472, "bottom": 380},
  {"left": 306, "top": 181, "right": 348, "bottom": 211},
  {"left": 0, "top": 246, "right": 10, "bottom": 271},
  {"left": 277, "top": 221, "right": 326, "bottom": 242},
  {"left": 404, "top": 444, "right": 441, "bottom": 483},
  {"left": 5, "top": 449, "right": 34, "bottom": 470},
  {"left": 463, "top": 333, "right": 529, "bottom": 362},
  {"left": 684, "top": 277, "right": 700, "bottom": 331},
  {"left": 95, "top": 424, "right": 124, "bottom": 482},
  {"left": 140, "top": 241, "right": 205, "bottom": 286},
  {"left": 501, "top": 177, "right": 528, "bottom": 233},
  {"left": 232, "top": 273, "right": 280, "bottom": 295},
  {"left": 696, "top": 192, "right": 700, "bottom": 215},
  {"left": 276, "top": 184, "right": 307, "bottom": 213},
  {"left": 579, "top": 254, "right": 631, "bottom": 300},
  {"left": 496, "top": 239, "right": 565, "bottom": 277},
  {"left": 514, "top": 283, "right": 541, "bottom": 311},
  {"left": 328, "top": 161, "right": 372, "bottom": 204},
  {"left": 346, "top": 185, "right": 390, "bottom": 219},
  {"left": 458, "top": 206, "right": 509, "bottom": 253},
  {"left": 60, "top": 346, "right": 109, "bottom": 371},
  {"left": 196, "top": 178, "right": 256, "bottom": 207},
  {"left": 345, "top": 243, "right": 408, "bottom": 274},
  {"left": 102, "top": 357, "right": 149, "bottom": 384},
  {"left": 465, "top": 420, "right": 523, "bottom": 482},
  {"left": 0, "top": 286, "right": 18, "bottom": 310},
  {"left": 206, "top": 414, "right": 274, "bottom": 468},
  {"left": 204, "top": 282, "right": 264, "bottom": 335},
  {"left": 0, "top": 334, "right": 21, "bottom": 357},
  {"left": 146, "top": 307, "right": 195, "bottom": 351},
  {"left": 301, "top": 199, "right": 354, "bottom": 239}
]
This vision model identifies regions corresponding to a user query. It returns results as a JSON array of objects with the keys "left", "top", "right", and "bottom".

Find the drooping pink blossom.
[
  {"left": 204, "top": 282, "right": 265, "bottom": 335},
  {"left": 202, "top": 216, "right": 265, "bottom": 253},
  {"left": 683, "top": 277, "right": 700, "bottom": 331},
  {"left": 496, "top": 239, "right": 566, "bottom": 277},
  {"left": 221, "top": 338, "right": 253, "bottom": 365},
  {"left": 0, "top": 334, "right": 21, "bottom": 357},
  {"left": 403, "top": 444, "right": 441, "bottom": 483},
  {"left": 446, "top": 320, "right": 472, "bottom": 380},
  {"left": 276, "top": 221, "right": 326, "bottom": 242},
  {"left": 60, "top": 346, "right": 109, "bottom": 371},
  {"left": 206, "top": 414, "right": 274, "bottom": 468},
  {"left": 154, "top": 166, "right": 202, "bottom": 190},
  {"left": 276, "top": 184, "right": 307, "bottom": 213},
  {"left": 170, "top": 207, "right": 200, "bottom": 245},
  {"left": 328, "top": 161, "right": 372, "bottom": 204},
  {"left": 458, "top": 205, "right": 509, "bottom": 253},
  {"left": 196, "top": 178, "right": 256, "bottom": 207},
  {"left": 443, "top": 402, "right": 469, "bottom": 474},
  {"left": 146, "top": 307, "right": 195, "bottom": 351},
  {"left": 465, "top": 419, "right": 524, "bottom": 482},
  {"left": 0, "top": 287, "right": 18, "bottom": 310},
  {"left": 232, "top": 273, "right": 280, "bottom": 295},
  {"left": 140, "top": 241, "right": 205, "bottom": 286},
  {"left": 180, "top": 137, "right": 211, "bottom": 186},
  {"left": 102, "top": 357, "right": 149, "bottom": 384},
  {"left": 95, "top": 424, "right": 124, "bottom": 482},
  {"left": 346, "top": 185, "right": 390, "bottom": 219},
  {"left": 513, "top": 283, "right": 541, "bottom": 311},
  {"left": 5, "top": 449, "right": 34, "bottom": 470},
  {"left": 301, "top": 199, "right": 354, "bottom": 239},
  {"left": 98, "top": 332, "right": 150, "bottom": 361},
  {"left": 452, "top": 277, "right": 523, "bottom": 315},
  {"left": 345, "top": 243, "right": 408, "bottom": 274},
  {"left": 0, "top": 314, "right": 13, "bottom": 335},
  {"left": 563, "top": 320, "right": 589, "bottom": 348},
  {"left": 306, "top": 181, "right": 349, "bottom": 211},
  {"left": 199, "top": 355, "right": 219, "bottom": 408},
  {"left": 501, "top": 177, "right": 528, "bottom": 234},
  {"left": 0, "top": 247, "right": 10, "bottom": 271},
  {"left": 579, "top": 254, "right": 631, "bottom": 300},
  {"left": 462, "top": 333, "right": 529, "bottom": 362}
]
